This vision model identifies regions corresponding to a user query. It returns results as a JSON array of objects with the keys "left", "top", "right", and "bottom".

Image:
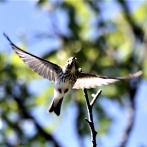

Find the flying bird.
[{"left": 4, "top": 33, "right": 142, "bottom": 116}]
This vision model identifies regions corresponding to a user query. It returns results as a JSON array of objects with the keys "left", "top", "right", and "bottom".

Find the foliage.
[{"left": 1, "top": 0, "right": 146, "bottom": 147}]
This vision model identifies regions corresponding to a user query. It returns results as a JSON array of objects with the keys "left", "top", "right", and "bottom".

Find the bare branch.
[{"left": 83, "top": 89, "right": 102, "bottom": 147}]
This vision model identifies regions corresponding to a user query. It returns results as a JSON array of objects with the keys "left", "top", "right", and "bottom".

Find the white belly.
[
  {"left": 55, "top": 80, "right": 72, "bottom": 92},
  {"left": 53, "top": 80, "right": 72, "bottom": 100}
]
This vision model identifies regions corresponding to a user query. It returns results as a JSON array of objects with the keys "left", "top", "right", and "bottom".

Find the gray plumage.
[{"left": 4, "top": 33, "right": 142, "bottom": 116}]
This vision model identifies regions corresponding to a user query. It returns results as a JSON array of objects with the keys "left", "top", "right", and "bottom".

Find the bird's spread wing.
[
  {"left": 73, "top": 71, "right": 142, "bottom": 89},
  {"left": 4, "top": 33, "right": 61, "bottom": 82}
]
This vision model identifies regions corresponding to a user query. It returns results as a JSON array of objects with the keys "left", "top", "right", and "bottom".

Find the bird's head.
[{"left": 63, "top": 56, "right": 78, "bottom": 73}]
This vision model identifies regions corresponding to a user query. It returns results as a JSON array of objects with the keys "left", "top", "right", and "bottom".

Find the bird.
[{"left": 4, "top": 33, "right": 142, "bottom": 116}]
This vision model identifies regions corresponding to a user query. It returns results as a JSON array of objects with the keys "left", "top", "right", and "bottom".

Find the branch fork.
[{"left": 83, "top": 89, "right": 102, "bottom": 147}]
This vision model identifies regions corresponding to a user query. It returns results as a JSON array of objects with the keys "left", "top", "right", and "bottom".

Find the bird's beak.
[
  {"left": 72, "top": 56, "right": 78, "bottom": 68},
  {"left": 72, "top": 56, "right": 76, "bottom": 61}
]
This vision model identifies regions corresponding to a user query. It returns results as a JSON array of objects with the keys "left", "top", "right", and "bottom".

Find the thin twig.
[
  {"left": 91, "top": 89, "right": 102, "bottom": 107},
  {"left": 83, "top": 89, "right": 102, "bottom": 147}
]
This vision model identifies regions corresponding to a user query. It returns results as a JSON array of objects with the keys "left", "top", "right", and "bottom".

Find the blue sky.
[{"left": 1, "top": 1, "right": 147, "bottom": 147}]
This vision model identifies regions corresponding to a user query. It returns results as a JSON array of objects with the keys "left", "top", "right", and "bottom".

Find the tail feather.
[{"left": 48, "top": 98, "right": 63, "bottom": 116}]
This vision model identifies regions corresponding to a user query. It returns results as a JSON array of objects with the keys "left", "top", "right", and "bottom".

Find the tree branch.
[
  {"left": 119, "top": 103, "right": 135, "bottom": 147},
  {"left": 118, "top": 0, "right": 144, "bottom": 41},
  {"left": 6, "top": 85, "right": 61, "bottom": 147},
  {"left": 118, "top": 81, "right": 139, "bottom": 147},
  {"left": 83, "top": 89, "right": 102, "bottom": 147}
]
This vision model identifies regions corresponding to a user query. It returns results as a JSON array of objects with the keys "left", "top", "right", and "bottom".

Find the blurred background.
[{"left": 0, "top": 0, "right": 147, "bottom": 147}]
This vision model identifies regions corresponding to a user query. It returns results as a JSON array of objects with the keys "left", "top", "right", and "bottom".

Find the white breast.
[{"left": 55, "top": 80, "right": 71, "bottom": 90}]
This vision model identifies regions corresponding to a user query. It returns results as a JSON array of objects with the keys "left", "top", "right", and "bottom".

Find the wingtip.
[
  {"left": 3, "top": 32, "right": 8, "bottom": 40},
  {"left": 3, "top": 33, "right": 13, "bottom": 44},
  {"left": 3, "top": 32, "right": 6, "bottom": 37},
  {"left": 132, "top": 70, "right": 143, "bottom": 78}
]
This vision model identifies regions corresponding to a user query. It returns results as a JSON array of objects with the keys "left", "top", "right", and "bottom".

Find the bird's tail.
[{"left": 48, "top": 97, "right": 63, "bottom": 116}]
